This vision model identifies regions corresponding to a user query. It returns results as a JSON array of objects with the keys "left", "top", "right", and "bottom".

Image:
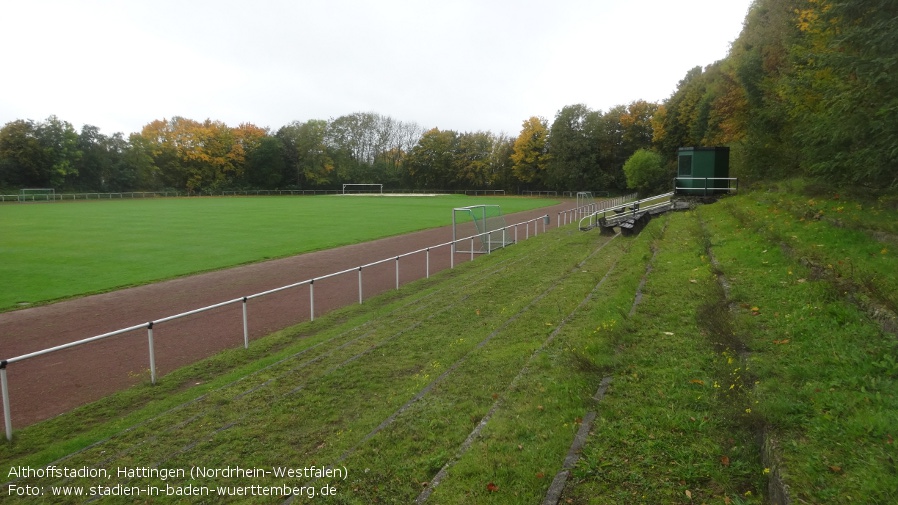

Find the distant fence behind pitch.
[{"left": 1, "top": 189, "right": 511, "bottom": 202}]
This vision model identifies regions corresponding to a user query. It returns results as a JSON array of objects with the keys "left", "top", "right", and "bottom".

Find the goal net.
[
  {"left": 342, "top": 184, "right": 383, "bottom": 194},
  {"left": 576, "top": 191, "right": 595, "bottom": 208},
  {"left": 452, "top": 205, "right": 514, "bottom": 254},
  {"left": 20, "top": 188, "right": 55, "bottom": 201}
]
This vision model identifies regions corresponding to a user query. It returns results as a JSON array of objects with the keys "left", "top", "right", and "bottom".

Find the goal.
[
  {"left": 576, "top": 191, "right": 595, "bottom": 208},
  {"left": 342, "top": 184, "right": 383, "bottom": 195},
  {"left": 452, "top": 205, "right": 514, "bottom": 254},
  {"left": 20, "top": 188, "right": 55, "bottom": 201}
]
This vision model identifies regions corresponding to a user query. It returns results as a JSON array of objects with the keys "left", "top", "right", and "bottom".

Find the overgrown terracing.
[{"left": 2, "top": 188, "right": 896, "bottom": 503}]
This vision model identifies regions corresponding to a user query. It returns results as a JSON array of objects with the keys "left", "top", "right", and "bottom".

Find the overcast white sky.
[{"left": 0, "top": 0, "right": 753, "bottom": 137}]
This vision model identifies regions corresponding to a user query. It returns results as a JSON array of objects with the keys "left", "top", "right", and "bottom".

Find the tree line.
[
  {"left": 655, "top": 0, "right": 897, "bottom": 191},
  {"left": 2, "top": 0, "right": 894, "bottom": 194},
  {"left": 0, "top": 105, "right": 658, "bottom": 195}
]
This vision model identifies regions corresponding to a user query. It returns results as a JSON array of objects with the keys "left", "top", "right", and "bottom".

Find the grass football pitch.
[{"left": 1, "top": 195, "right": 557, "bottom": 311}]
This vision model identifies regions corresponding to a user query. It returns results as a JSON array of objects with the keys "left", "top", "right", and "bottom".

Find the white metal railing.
[
  {"left": 673, "top": 177, "right": 739, "bottom": 196},
  {"left": 578, "top": 192, "right": 675, "bottom": 230},
  {"left": 556, "top": 193, "right": 638, "bottom": 228},
  {"left": 2, "top": 189, "right": 517, "bottom": 203},
  {"left": 0, "top": 214, "right": 549, "bottom": 440}
]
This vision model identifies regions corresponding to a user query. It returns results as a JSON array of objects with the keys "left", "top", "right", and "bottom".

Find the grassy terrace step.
[
  {"left": 700, "top": 198, "right": 898, "bottom": 503},
  {"left": 562, "top": 211, "right": 766, "bottom": 503}
]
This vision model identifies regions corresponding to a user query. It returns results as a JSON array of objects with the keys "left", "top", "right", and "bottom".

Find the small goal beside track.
[{"left": 451, "top": 205, "right": 516, "bottom": 254}]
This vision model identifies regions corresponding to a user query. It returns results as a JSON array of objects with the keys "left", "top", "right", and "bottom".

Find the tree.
[
  {"left": 788, "top": 0, "right": 898, "bottom": 188},
  {"left": 277, "top": 120, "right": 334, "bottom": 188},
  {"left": 454, "top": 131, "right": 494, "bottom": 188},
  {"left": 244, "top": 136, "right": 285, "bottom": 188},
  {"left": 0, "top": 119, "right": 45, "bottom": 187},
  {"left": 623, "top": 149, "right": 667, "bottom": 196},
  {"left": 36, "top": 116, "right": 82, "bottom": 188},
  {"left": 405, "top": 128, "right": 458, "bottom": 189},
  {"left": 546, "top": 104, "right": 595, "bottom": 191},
  {"left": 511, "top": 117, "right": 548, "bottom": 188}
]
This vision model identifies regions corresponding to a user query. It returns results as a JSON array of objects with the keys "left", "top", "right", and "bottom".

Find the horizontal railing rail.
[
  {"left": 673, "top": 177, "right": 739, "bottom": 196},
  {"left": 0, "top": 213, "right": 548, "bottom": 440},
  {"left": 3, "top": 189, "right": 521, "bottom": 203}
]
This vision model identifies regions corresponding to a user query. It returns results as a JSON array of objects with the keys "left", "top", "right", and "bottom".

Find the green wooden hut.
[{"left": 675, "top": 147, "right": 731, "bottom": 195}]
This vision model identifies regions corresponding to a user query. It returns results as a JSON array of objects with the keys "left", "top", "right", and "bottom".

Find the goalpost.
[
  {"left": 342, "top": 184, "right": 383, "bottom": 195},
  {"left": 20, "top": 188, "right": 55, "bottom": 201},
  {"left": 452, "top": 205, "right": 515, "bottom": 254},
  {"left": 576, "top": 191, "right": 595, "bottom": 208}
]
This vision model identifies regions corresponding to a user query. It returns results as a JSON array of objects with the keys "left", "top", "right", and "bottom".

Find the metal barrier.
[
  {"left": 0, "top": 214, "right": 549, "bottom": 440},
  {"left": 578, "top": 192, "right": 675, "bottom": 231},
  {"left": 556, "top": 193, "right": 638, "bottom": 228},
  {"left": 673, "top": 177, "right": 739, "bottom": 196}
]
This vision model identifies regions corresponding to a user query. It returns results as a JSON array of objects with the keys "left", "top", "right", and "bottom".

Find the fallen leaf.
[
  {"left": 721, "top": 455, "right": 730, "bottom": 467},
  {"left": 690, "top": 379, "right": 705, "bottom": 385},
  {"left": 725, "top": 496, "right": 732, "bottom": 504},
  {"left": 829, "top": 465, "right": 842, "bottom": 473},
  {"left": 486, "top": 482, "right": 498, "bottom": 492},
  {"left": 536, "top": 472, "right": 545, "bottom": 479},
  {"left": 685, "top": 489, "right": 692, "bottom": 499},
  {"left": 689, "top": 279, "right": 697, "bottom": 283},
  {"left": 663, "top": 331, "right": 674, "bottom": 336}
]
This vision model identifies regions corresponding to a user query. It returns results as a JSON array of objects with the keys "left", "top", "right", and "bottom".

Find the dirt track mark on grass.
[
  {"left": 331, "top": 236, "right": 618, "bottom": 463},
  {"left": 416, "top": 236, "right": 622, "bottom": 503}
]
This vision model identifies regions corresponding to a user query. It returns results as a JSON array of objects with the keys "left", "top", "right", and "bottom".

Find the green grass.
[
  {"left": 0, "top": 195, "right": 556, "bottom": 310},
  {"left": 1, "top": 186, "right": 896, "bottom": 503}
]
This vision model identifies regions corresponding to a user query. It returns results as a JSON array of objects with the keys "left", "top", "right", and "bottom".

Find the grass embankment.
[
  {"left": 1, "top": 187, "right": 895, "bottom": 503},
  {"left": 562, "top": 188, "right": 897, "bottom": 503},
  {"left": 1, "top": 216, "right": 637, "bottom": 504},
  {"left": 0, "top": 195, "right": 555, "bottom": 310}
]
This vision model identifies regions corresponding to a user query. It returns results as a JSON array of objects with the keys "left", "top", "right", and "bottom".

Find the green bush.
[{"left": 623, "top": 149, "right": 667, "bottom": 196}]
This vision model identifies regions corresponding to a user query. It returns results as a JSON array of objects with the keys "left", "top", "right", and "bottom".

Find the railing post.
[
  {"left": 451, "top": 242, "right": 455, "bottom": 269},
  {"left": 470, "top": 238, "right": 474, "bottom": 261},
  {"left": 395, "top": 257, "right": 400, "bottom": 289},
  {"left": 2, "top": 362, "right": 11, "bottom": 441},
  {"left": 242, "top": 297, "right": 249, "bottom": 349},
  {"left": 358, "top": 267, "right": 363, "bottom": 304},
  {"left": 309, "top": 280, "right": 315, "bottom": 322},
  {"left": 426, "top": 248, "right": 430, "bottom": 278},
  {"left": 147, "top": 322, "right": 157, "bottom": 385}
]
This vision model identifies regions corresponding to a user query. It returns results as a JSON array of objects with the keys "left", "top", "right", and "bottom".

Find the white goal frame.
[
  {"left": 342, "top": 184, "right": 383, "bottom": 194},
  {"left": 452, "top": 204, "right": 514, "bottom": 254},
  {"left": 576, "top": 191, "right": 595, "bottom": 208},
  {"left": 20, "top": 188, "right": 56, "bottom": 201}
]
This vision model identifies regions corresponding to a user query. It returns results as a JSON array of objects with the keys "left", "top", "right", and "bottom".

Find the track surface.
[{"left": 0, "top": 202, "right": 573, "bottom": 428}]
